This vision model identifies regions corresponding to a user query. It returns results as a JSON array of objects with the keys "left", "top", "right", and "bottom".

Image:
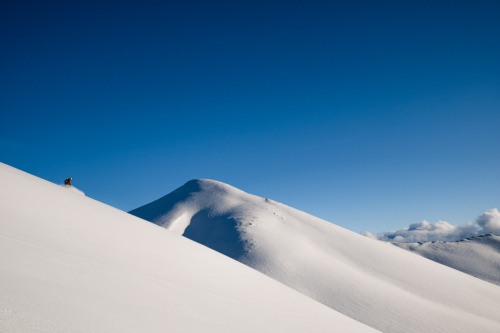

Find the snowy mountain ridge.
[
  {"left": 393, "top": 233, "right": 500, "bottom": 286},
  {"left": 0, "top": 163, "right": 377, "bottom": 333},
  {"left": 131, "top": 178, "right": 500, "bottom": 333}
]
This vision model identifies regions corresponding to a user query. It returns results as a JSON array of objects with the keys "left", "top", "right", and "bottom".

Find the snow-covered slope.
[
  {"left": 131, "top": 179, "right": 500, "bottom": 333},
  {"left": 394, "top": 234, "right": 500, "bottom": 286},
  {"left": 0, "top": 163, "right": 378, "bottom": 333}
]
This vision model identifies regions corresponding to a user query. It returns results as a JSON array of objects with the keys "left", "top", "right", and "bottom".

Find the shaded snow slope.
[
  {"left": 394, "top": 234, "right": 500, "bottom": 286},
  {"left": 131, "top": 179, "right": 500, "bottom": 333},
  {"left": 0, "top": 163, "right": 378, "bottom": 333}
]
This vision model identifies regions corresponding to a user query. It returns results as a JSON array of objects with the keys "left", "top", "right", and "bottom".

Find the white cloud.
[
  {"left": 477, "top": 208, "right": 500, "bottom": 234},
  {"left": 362, "top": 208, "right": 498, "bottom": 243}
]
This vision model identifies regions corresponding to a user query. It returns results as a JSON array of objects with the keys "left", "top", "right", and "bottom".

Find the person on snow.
[{"left": 64, "top": 178, "right": 72, "bottom": 186}]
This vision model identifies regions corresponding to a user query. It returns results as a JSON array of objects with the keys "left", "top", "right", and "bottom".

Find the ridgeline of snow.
[
  {"left": 60, "top": 184, "right": 85, "bottom": 196},
  {"left": 131, "top": 179, "right": 500, "bottom": 333},
  {"left": 394, "top": 234, "right": 500, "bottom": 286},
  {"left": 0, "top": 163, "right": 377, "bottom": 333}
]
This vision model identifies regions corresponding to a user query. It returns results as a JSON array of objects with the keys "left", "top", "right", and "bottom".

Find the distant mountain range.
[
  {"left": 393, "top": 233, "right": 500, "bottom": 286},
  {"left": 131, "top": 179, "right": 500, "bottom": 333}
]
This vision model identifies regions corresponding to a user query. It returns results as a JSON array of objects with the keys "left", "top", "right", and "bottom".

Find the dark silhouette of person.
[{"left": 64, "top": 178, "right": 72, "bottom": 186}]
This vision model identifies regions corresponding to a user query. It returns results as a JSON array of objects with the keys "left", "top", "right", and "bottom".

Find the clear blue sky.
[{"left": 1, "top": 0, "right": 499, "bottom": 233}]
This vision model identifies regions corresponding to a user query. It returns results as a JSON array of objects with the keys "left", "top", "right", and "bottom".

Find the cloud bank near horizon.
[{"left": 362, "top": 208, "right": 500, "bottom": 243}]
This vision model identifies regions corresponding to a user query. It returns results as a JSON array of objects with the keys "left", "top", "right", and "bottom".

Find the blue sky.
[{"left": 1, "top": 0, "right": 499, "bottom": 233}]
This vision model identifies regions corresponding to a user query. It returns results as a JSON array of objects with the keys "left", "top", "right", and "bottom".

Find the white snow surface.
[
  {"left": 59, "top": 184, "right": 85, "bottom": 196},
  {"left": 394, "top": 234, "right": 500, "bottom": 286},
  {"left": 0, "top": 163, "right": 378, "bottom": 333},
  {"left": 131, "top": 179, "right": 500, "bottom": 333}
]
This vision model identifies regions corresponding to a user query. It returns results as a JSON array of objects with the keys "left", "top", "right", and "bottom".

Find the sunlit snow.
[
  {"left": 131, "top": 179, "right": 500, "bottom": 333},
  {"left": 0, "top": 163, "right": 377, "bottom": 333}
]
